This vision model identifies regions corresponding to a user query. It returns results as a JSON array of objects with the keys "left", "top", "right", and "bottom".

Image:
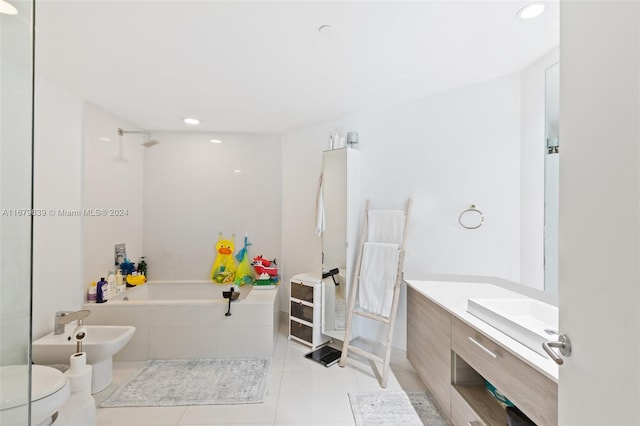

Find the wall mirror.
[
  {"left": 544, "top": 62, "right": 560, "bottom": 293},
  {"left": 321, "top": 148, "right": 360, "bottom": 342}
]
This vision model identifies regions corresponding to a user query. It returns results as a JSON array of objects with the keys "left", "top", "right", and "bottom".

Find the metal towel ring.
[{"left": 458, "top": 204, "right": 484, "bottom": 229}]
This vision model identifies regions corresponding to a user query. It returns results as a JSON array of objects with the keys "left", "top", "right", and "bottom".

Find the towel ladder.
[{"left": 339, "top": 198, "right": 411, "bottom": 388}]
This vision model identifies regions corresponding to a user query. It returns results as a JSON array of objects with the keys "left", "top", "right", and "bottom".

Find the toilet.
[{"left": 0, "top": 365, "right": 70, "bottom": 426}]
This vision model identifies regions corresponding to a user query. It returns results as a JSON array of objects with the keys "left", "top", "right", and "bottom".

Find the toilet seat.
[
  {"left": 1, "top": 365, "right": 70, "bottom": 425},
  {"left": 32, "top": 365, "right": 68, "bottom": 402}
]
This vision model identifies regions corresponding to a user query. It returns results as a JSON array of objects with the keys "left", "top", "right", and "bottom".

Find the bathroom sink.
[
  {"left": 32, "top": 325, "right": 135, "bottom": 393},
  {"left": 467, "top": 298, "right": 558, "bottom": 358}
]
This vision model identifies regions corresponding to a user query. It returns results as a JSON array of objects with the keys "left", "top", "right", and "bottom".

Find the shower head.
[{"left": 142, "top": 139, "right": 160, "bottom": 148}]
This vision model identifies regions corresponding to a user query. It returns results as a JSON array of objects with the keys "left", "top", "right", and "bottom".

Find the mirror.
[
  {"left": 321, "top": 148, "right": 360, "bottom": 342},
  {"left": 544, "top": 62, "right": 559, "bottom": 293}
]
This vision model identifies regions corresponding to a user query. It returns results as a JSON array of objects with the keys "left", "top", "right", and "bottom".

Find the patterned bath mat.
[
  {"left": 348, "top": 391, "right": 447, "bottom": 425},
  {"left": 101, "top": 358, "right": 271, "bottom": 407}
]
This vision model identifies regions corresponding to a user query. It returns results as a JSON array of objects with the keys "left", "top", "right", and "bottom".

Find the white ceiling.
[{"left": 35, "top": 1, "right": 559, "bottom": 134}]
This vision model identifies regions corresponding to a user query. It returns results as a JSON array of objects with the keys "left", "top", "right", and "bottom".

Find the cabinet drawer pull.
[{"left": 468, "top": 336, "right": 497, "bottom": 359}]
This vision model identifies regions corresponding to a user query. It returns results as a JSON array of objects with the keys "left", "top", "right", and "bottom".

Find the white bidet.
[{"left": 32, "top": 325, "right": 135, "bottom": 393}]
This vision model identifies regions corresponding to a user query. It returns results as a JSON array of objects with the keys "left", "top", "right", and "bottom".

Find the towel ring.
[{"left": 458, "top": 205, "right": 484, "bottom": 229}]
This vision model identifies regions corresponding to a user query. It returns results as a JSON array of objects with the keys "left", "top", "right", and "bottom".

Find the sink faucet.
[{"left": 54, "top": 310, "right": 91, "bottom": 335}]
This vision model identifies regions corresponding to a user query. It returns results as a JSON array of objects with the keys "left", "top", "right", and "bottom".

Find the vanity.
[{"left": 406, "top": 280, "right": 558, "bottom": 425}]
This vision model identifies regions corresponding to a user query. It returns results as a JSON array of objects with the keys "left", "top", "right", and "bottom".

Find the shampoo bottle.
[
  {"left": 107, "top": 271, "right": 116, "bottom": 297},
  {"left": 87, "top": 282, "right": 97, "bottom": 303},
  {"left": 138, "top": 256, "right": 147, "bottom": 278},
  {"left": 96, "top": 277, "right": 108, "bottom": 303},
  {"left": 115, "top": 268, "right": 125, "bottom": 293}
]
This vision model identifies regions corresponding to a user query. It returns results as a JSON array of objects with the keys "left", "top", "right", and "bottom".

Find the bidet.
[{"left": 33, "top": 325, "right": 135, "bottom": 393}]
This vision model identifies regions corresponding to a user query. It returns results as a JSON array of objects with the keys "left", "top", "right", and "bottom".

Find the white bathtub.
[{"left": 83, "top": 281, "right": 279, "bottom": 361}]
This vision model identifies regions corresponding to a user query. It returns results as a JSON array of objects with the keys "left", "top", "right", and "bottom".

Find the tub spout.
[{"left": 222, "top": 287, "right": 239, "bottom": 316}]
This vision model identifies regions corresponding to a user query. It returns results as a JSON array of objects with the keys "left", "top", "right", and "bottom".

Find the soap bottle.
[
  {"left": 138, "top": 256, "right": 147, "bottom": 278},
  {"left": 115, "top": 268, "right": 124, "bottom": 293},
  {"left": 96, "top": 277, "right": 108, "bottom": 303},
  {"left": 87, "top": 282, "right": 97, "bottom": 303},
  {"left": 107, "top": 271, "right": 116, "bottom": 297}
]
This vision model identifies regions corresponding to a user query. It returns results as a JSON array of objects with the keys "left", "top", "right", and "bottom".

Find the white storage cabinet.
[{"left": 289, "top": 273, "right": 327, "bottom": 349}]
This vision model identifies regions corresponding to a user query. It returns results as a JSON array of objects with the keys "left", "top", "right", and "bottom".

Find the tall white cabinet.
[{"left": 321, "top": 147, "right": 360, "bottom": 342}]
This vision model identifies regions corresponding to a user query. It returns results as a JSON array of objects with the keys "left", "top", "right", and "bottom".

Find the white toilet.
[{"left": 0, "top": 365, "right": 70, "bottom": 426}]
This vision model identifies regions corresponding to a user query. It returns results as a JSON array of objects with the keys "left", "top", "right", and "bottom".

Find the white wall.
[
  {"left": 520, "top": 48, "right": 560, "bottom": 290},
  {"left": 143, "top": 132, "right": 282, "bottom": 281},
  {"left": 282, "top": 73, "right": 522, "bottom": 349},
  {"left": 82, "top": 104, "right": 144, "bottom": 288},
  {"left": 32, "top": 77, "right": 84, "bottom": 338}
]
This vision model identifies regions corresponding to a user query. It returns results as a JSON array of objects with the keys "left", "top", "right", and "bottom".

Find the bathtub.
[{"left": 83, "top": 281, "right": 279, "bottom": 361}]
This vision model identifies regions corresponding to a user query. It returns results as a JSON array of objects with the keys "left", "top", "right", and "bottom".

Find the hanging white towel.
[
  {"left": 368, "top": 210, "right": 405, "bottom": 244},
  {"left": 315, "top": 173, "right": 325, "bottom": 237},
  {"left": 358, "top": 242, "right": 400, "bottom": 317}
]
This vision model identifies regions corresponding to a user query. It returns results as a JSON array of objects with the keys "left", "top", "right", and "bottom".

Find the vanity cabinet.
[
  {"left": 407, "top": 286, "right": 558, "bottom": 426},
  {"left": 289, "top": 273, "right": 328, "bottom": 349},
  {"left": 407, "top": 286, "right": 452, "bottom": 418}
]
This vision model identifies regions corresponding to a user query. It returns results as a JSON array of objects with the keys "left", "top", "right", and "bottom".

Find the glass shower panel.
[{"left": 0, "top": 1, "right": 34, "bottom": 424}]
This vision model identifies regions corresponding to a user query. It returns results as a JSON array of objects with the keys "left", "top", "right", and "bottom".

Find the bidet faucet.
[{"left": 54, "top": 309, "right": 91, "bottom": 335}]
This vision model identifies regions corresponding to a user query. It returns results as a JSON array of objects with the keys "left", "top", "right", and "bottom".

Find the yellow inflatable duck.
[{"left": 211, "top": 234, "right": 237, "bottom": 284}]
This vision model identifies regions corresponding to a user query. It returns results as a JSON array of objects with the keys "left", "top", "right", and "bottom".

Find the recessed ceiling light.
[
  {"left": 0, "top": 1, "right": 18, "bottom": 15},
  {"left": 182, "top": 117, "right": 200, "bottom": 125},
  {"left": 233, "top": 169, "right": 241, "bottom": 173},
  {"left": 210, "top": 139, "right": 222, "bottom": 144},
  {"left": 98, "top": 137, "right": 111, "bottom": 142},
  {"left": 517, "top": 3, "right": 546, "bottom": 20}
]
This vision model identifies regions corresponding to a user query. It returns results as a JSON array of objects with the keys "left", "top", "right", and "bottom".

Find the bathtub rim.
[{"left": 83, "top": 280, "right": 278, "bottom": 307}]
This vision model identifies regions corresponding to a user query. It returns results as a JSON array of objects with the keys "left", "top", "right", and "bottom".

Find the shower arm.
[{"left": 117, "top": 128, "right": 149, "bottom": 137}]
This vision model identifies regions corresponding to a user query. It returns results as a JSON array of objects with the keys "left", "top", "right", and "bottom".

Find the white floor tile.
[
  {"left": 279, "top": 368, "right": 359, "bottom": 395},
  {"left": 96, "top": 406, "right": 187, "bottom": 426},
  {"left": 177, "top": 393, "right": 278, "bottom": 425},
  {"left": 274, "top": 423, "right": 355, "bottom": 426},
  {"left": 275, "top": 393, "right": 355, "bottom": 424}
]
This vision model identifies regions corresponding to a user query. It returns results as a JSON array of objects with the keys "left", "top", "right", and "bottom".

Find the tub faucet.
[{"left": 54, "top": 309, "right": 91, "bottom": 335}]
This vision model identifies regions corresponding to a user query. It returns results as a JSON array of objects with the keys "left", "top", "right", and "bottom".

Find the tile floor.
[{"left": 94, "top": 320, "right": 428, "bottom": 425}]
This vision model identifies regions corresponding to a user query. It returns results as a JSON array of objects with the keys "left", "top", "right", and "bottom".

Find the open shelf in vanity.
[{"left": 452, "top": 352, "right": 511, "bottom": 425}]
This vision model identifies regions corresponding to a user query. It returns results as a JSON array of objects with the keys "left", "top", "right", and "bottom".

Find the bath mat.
[
  {"left": 101, "top": 358, "right": 270, "bottom": 407},
  {"left": 348, "top": 391, "right": 447, "bottom": 426}
]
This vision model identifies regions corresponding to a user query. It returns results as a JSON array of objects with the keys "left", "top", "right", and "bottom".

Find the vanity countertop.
[{"left": 405, "top": 279, "right": 559, "bottom": 382}]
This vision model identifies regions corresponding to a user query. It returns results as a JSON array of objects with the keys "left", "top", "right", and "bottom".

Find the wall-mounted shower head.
[{"left": 117, "top": 127, "right": 160, "bottom": 148}]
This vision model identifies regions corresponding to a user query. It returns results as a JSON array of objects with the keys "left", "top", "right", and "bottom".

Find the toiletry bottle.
[
  {"left": 107, "top": 271, "right": 116, "bottom": 297},
  {"left": 87, "top": 282, "right": 97, "bottom": 303},
  {"left": 96, "top": 277, "right": 108, "bottom": 303},
  {"left": 115, "top": 268, "right": 124, "bottom": 293},
  {"left": 138, "top": 256, "right": 147, "bottom": 278}
]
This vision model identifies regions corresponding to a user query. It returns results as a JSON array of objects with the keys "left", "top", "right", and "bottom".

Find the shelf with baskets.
[{"left": 289, "top": 273, "right": 328, "bottom": 349}]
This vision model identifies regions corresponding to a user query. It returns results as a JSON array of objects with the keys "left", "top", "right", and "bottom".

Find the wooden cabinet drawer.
[
  {"left": 450, "top": 386, "right": 486, "bottom": 426},
  {"left": 291, "top": 281, "right": 314, "bottom": 303},
  {"left": 451, "top": 317, "right": 557, "bottom": 425},
  {"left": 290, "top": 300, "right": 313, "bottom": 323},
  {"left": 290, "top": 319, "right": 313, "bottom": 344}
]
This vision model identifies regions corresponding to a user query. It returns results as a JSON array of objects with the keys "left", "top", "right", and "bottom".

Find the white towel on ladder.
[
  {"left": 358, "top": 242, "right": 400, "bottom": 317},
  {"left": 368, "top": 210, "right": 405, "bottom": 244}
]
